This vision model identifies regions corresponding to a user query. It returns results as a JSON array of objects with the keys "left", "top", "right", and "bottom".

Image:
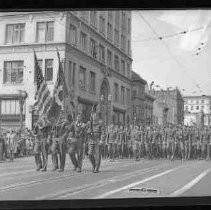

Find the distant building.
[
  {"left": 131, "top": 71, "right": 147, "bottom": 124},
  {"left": 183, "top": 95, "right": 211, "bottom": 127},
  {"left": 0, "top": 11, "right": 132, "bottom": 129},
  {"left": 150, "top": 88, "right": 184, "bottom": 125},
  {"left": 131, "top": 71, "right": 155, "bottom": 125}
]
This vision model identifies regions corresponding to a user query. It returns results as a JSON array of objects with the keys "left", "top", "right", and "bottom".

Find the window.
[
  {"left": 121, "top": 60, "right": 125, "bottom": 75},
  {"left": 107, "top": 22, "right": 112, "bottom": 40},
  {"left": 1, "top": 99, "right": 25, "bottom": 115},
  {"left": 4, "top": 61, "right": 24, "bottom": 84},
  {"left": 201, "top": 100, "right": 204, "bottom": 104},
  {"left": 70, "top": 24, "right": 77, "bottom": 45},
  {"left": 201, "top": 105, "right": 204, "bottom": 110},
  {"left": 128, "top": 18, "right": 131, "bottom": 34},
  {"left": 114, "top": 28, "right": 119, "bottom": 45},
  {"left": 127, "top": 40, "right": 130, "bottom": 55},
  {"left": 196, "top": 100, "right": 199, "bottom": 104},
  {"left": 45, "top": 59, "right": 53, "bottom": 82},
  {"left": 80, "top": 31, "right": 87, "bottom": 51},
  {"left": 127, "top": 63, "right": 130, "bottom": 77},
  {"left": 132, "top": 86, "right": 137, "bottom": 97},
  {"left": 90, "top": 11, "right": 97, "bottom": 27},
  {"left": 90, "top": 39, "right": 97, "bottom": 58},
  {"left": 121, "top": 11, "right": 126, "bottom": 31},
  {"left": 6, "top": 24, "right": 25, "bottom": 44},
  {"left": 72, "top": 63, "right": 76, "bottom": 87},
  {"left": 121, "top": 34, "right": 126, "bottom": 51},
  {"left": 107, "top": 49, "right": 112, "bottom": 67},
  {"left": 126, "top": 88, "right": 130, "bottom": 105},
  {"left": 36, "top": 21, "right": 54, "bottom": 42},
  {"left": 90, "top": 71, "right": 96, "bottom": 92},
  {"left": 114, "top": 55, "right": 119, "bottom": 72},
  {"left": 79, "top": 66, "right": 86, "bottom": 89},
  {"left": 99, "top": 44, "right": 105, "bottom": 62},
  {"left": 115, "top": 12, "right": 120, "bottom": 28},
  {"left": 34, "top": 60, "right": 43, "bottom": 83},
  {"left": 114, "top": 83, "right": 119, "bottom": 102},
  {"left": 99, "top": 15, "right": 105, "bottom": 34},
  {"left": 196, "top": 106, "right": 199, "bottom": 110},
  {"left": 121, "top": 86, "right": 125, "bottom": 104}
]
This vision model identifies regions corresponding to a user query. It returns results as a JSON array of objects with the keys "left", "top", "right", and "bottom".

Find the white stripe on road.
[
  {"left": 95, "top": 165, "right": 185, "bottom": 199},
  {"left": 0, "top": 169, "right": 34, "bottom": 178},
  {"left": 170, "top": 168, "right": 211, "bottom": 197},
  {"left": 37, "top": 163, "right": 169, "bottom": 200}
]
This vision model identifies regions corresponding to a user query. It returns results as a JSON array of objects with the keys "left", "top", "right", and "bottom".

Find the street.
[{"left": 0, "top": 156, "right": 211, "bottom": 200}]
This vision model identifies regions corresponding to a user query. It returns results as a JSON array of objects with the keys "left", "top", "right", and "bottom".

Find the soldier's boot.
[
  {"left": 88, "top": 154, "right": 96, "bottom": 172},
  {"left": 69, "top": 153, "right": 78, "bottom": 171},
  {"left": 51, "top": 153, "right": 58, "bottom": 171},
  {"left": 76, "top": 149, "right": 84, "bottom": 173},
  {"left": 35, "top": 154, "right": 42, "bottom": 171}
]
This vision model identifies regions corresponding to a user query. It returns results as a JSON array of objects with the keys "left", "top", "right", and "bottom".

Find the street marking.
[
  {"left": 95, "top": 164, "right": 186, "bottom": 199},
  {"left": 0, "top": 159, "right": 147, "bottom": 193},
  {"left": 0, "top": 169, "right": 35, "bottom": 178},
  {"left": 170, "top": 168, "right": 211, "bottom": 197},
  {"left": 36, "top": 163, "right": 170, "bottom": 200}
]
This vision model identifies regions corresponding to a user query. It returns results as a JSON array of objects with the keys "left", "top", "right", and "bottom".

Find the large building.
[
  {"left": 150, "top": 88, "right": 184, "bottom": 125},
  {"left": 0, "top": 11, "right": 132, "bottom": 129},
  {"left": 183, "top": 95, "right": 211, "bottom": 126},
  {"left": 131, "top": 71, "right": 155, "bottom": 125}
]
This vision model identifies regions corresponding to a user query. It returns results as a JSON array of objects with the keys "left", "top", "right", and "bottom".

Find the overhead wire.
[{"left": 137, "top": 11, "right": 204, "bottom": 93}]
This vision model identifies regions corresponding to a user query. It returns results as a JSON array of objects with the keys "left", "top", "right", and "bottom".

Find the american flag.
[
  {"left": 47, "top": 50, "right": 68, "bottom": 126},
  {"left": 34, "top": 51, "right": 52, "bottom": 128}
]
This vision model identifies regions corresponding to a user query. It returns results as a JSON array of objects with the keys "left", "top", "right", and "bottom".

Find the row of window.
[
  {"left": 1, "top": 99, "right": 26, "bottom": 115},
  {"left": 114, "top": 83, "right": 130, "bottom": 105},
  {"left": 5, "top": 21, "right": 54, "bottom": 44},
  {"left": 3, "top": 60, "right": 53, "bottom": 84},
  {"left": 185, "top": 99, "right": 207, "bottom": 104},
  {"left": 185, "top": 105, "right": 205, "bottom": 111},
  {"left": 70, "top": 24, "right": 131, "bottom": 77},
  {"left": 80, "top": 11, "right": 131, "bottom": 36}
]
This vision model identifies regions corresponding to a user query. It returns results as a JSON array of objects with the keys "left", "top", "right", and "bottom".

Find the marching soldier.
[
  {"left": 206, "top": 127, "right": 211, "bottom": 160},
  {"left": 40, "top": 126, "right": 50, "bottom": 171},
  {"left": 107, "top": 123, "right": 116, "bottom": 161},
  {"left": 86, "top": 106, "right": 105, "bottom": 173},
  {"left": 200, "top": 128, "right": 207, "bottom": 160},
  {"left": 67, "top": 113, "right": 86, "bottom": 172},
  {"left": 117, "top": 125, "right": 124, "bottom": 159},
  {"left": 33, "top": 126, "right": 43, "bottom": 171}
]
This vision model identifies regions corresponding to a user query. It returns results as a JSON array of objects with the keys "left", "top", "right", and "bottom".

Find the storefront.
[
  {"left": 0, "top": 93, "right": 27, "bottom": 129},
  {"left": 113, "top": 106, "right": 126, "bottom": 126}
]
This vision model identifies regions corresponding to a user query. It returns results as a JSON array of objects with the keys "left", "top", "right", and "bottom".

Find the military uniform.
[
  {"left": 206, "top": 129, "right": 211, "bottom": 160},
  {"left": 67, "top": 118, "right": 86, "bottom": 172},
  {"left": 86, "top": 113, "right": 105, "bottom": 173},
  {"left": 131, "top": 127, "right": 140, "bottom": 161},
  {"left": 33, "top": 128, "right": 43, "bottom": 171},
  {"left": 107, "top": 124, "right": 116, "bottom": 161},
  {"left": 201, "top": 129, "right": 207, "bottom": 160}
]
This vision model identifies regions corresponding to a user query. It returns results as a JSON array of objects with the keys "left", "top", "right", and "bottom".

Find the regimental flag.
[
  {"left": 33, "top": 51, "right": 52, "bottom": 128},
  {"left": 47, "top": 50, "right": 68, "bottom": 126}
]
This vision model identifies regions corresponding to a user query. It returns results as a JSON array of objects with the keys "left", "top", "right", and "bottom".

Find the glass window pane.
[
  {"left": 10, "top": 100, "right": 16, "bottom": 115},
  {"left": 37, "top": 22, "right": 45, "bottom": 42},
  {"left": 16, "top": 100, "right": 20, "bottom": 115},
  {"left": 6, "top": 25, "right": 13, "bottom": 43},
  {"left": 46, "top": 22, "right": 54, "bottom": 42}
]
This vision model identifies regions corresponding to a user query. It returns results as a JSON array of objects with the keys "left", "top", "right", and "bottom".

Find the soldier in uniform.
[
  {"left": 132, "top": 125, "right": 141, "bottom": 161},
  {"left": 201, "top": 127, "right": 208, "bottom": 160},
  {"left": 33, "top": 126, "right": 43, "bottom": 171},
  {"left": 206, "top": 127, "right": 211, "bottom": 160},
  {"left": 86, "top": 106, "right": 105, "bottom": 173},
  {"left": 117, "top": 125, "right": 124, "bottom": 159},
  {"left": 66, "top": 113, "right": 86, "bottom": 172},
  {"left": 40, "top": 126, "right": 51, "bottom": 171},
  {"left": 107, "top": 123, "right": 116, "bottom": 161}
]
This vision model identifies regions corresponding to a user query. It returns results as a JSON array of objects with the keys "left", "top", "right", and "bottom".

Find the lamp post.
[{"left": 18, "top": 90, "right": 27, "bottom": 132}]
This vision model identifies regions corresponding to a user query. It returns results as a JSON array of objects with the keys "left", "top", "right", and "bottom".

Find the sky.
[{"left": 131, "top": 10, "right": 211, "bottom": 96}]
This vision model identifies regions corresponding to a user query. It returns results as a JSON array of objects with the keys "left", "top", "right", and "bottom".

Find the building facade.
[
  {"left": 150, "top": 88, "right": 184, "bottom": 125},
  {"left": 131, "top": 71, "right": 147, "bottom": 125},
  {"left": 0, "top": 11, "right": 132, "bottom": 129},
  {"left": 183, "top": 95, "right": 211, "bottom": 126}
]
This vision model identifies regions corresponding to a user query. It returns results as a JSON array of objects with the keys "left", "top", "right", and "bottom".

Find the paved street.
[{"left": 0, "top": 156, "right": 211, "bottom": 200}]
